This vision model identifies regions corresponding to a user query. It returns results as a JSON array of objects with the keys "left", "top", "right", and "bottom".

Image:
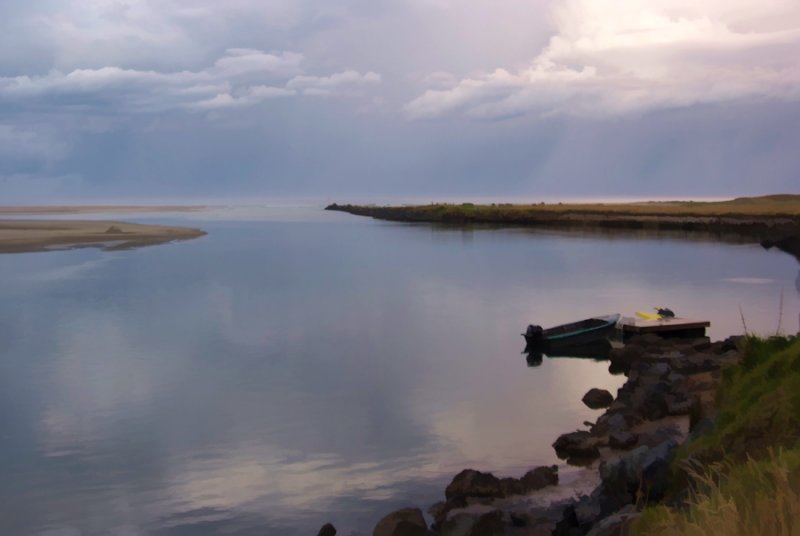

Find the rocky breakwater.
[
  {"left": 549, "top": 333, "right": 743, "bottom": 535},
  {"left": 316, "top": 333, "right": 745, "bottom": 536}
]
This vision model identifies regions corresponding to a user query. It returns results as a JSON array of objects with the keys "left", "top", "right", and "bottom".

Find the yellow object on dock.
[
  {"left": 621, "top": 316, "right": 710, "bottom": 338},
  {"left": 635, "top": 311, "right": 662, "bottom": 320}
]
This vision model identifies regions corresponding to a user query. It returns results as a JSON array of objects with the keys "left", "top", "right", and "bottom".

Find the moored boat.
[{"left": 523, "top": 313, "right": 621, "bottom": 350}]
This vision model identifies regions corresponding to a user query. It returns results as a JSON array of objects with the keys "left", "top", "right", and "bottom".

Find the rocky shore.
[{"left": 317, "top": 333, "right": 747, "bottom": 536}]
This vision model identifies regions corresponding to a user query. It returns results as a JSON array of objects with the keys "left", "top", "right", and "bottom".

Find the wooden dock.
[{"left": 620, "top": 316, "right": 710, "bottom": 339}]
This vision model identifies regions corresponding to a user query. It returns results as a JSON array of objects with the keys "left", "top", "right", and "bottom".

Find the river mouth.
[{"left": 0, "top": 206, "right": 797, "bottom": 535}]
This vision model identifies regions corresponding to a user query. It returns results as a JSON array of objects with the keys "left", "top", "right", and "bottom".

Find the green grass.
[
  {"left": 631, "top": 336, "right": 800, "bottom": 535},
  {"left": 687, "top": 336, "right": 800, "bottom": 462}
]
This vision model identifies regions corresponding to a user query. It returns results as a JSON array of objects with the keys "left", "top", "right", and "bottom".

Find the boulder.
[
  {"left": 465, "top": 510, "right": 505, "bottom": 536},
  {"left": 608, "top": 431, "right": 638, "bottom": 450},
  {"left": 553, "top": 431, "right": 601, "bottom": 461},
  {"left": 582, "top": 388, "right": 614, "bottom": 409},
  {"left": 585, "top": 505, "right": 639, "bottom": 536},
  {"left": 640, "top": 439, "right": 678, "bottom": 502},
  {"left": 600, "top": 446, "right": 650, "bottom": 497},
  {"left": 592, "top": 412, "right": 631, "bottom": 436},
  {"left": 374, "top": 508, "right": 428, "bottom": 536},
  {"left": 441, "top": 510, "right": 504, "bottom": 536},
  {"left": 317, "top": 523, "right": 337, "bottom": 536},
  {"left": 445, "top": 470, "right": 504, "bottom": 501},
  {"left": 641, "top": 390, "right": 669, "bottom": 421},
  {"left": 520, "top": 465, "right": 559, "bottom": 492}
]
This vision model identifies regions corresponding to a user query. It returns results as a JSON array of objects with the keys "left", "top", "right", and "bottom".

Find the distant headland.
[{"left": 326, "top": 194, "right": 800, "bottom": 260}]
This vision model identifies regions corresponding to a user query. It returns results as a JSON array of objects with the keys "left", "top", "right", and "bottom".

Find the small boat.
[{"left": 523, "top": 314, "right": 620, "bottom": 350}]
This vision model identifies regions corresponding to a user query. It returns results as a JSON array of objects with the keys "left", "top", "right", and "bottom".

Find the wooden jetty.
[{"left": 620, "top": 316, "right": 710, "bottom": 339}]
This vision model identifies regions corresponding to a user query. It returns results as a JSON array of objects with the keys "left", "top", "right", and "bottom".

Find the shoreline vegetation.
[{"left": 325, "top": 194, "right": 800, "bottom": 261}]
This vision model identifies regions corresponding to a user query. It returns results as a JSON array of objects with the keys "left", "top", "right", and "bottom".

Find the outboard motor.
[{"left": 525, "top": 324, "right": 544, "bottom": 342}]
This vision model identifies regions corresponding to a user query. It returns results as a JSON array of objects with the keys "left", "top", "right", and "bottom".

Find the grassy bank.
[
  {"left": 329, "top": 195, "right": 800, "bottom": 219},
  {"left": 632, "top": 336, "right": 800, "bottom": 535},
  {"left": 327, "top": 195, "right": 800, "bottom": 260}
]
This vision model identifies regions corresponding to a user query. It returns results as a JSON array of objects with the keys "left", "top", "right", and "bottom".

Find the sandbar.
[{"left": 0, "top": 220, "right": 207, "bottom": 254}]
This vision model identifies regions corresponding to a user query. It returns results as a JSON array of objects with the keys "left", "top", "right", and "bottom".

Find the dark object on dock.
[
  {"left": 523, "top": 314, "right": 620, "bottom": 351},
  {"left": 621, "top": 316, "right": 710, "bottom": 340}
]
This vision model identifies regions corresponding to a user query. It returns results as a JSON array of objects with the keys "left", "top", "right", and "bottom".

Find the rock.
[
  {"left": 582, "top": 388, "right": 614, "bottom": 409},
  {"left": 445, "top": 470, "right": 504, "bottom": 501},
  {"left": 317, "top": 523, "right": 337, "bottom": 536},
  {"left": 609, "top": 431, "right": 638, "bottom": 450},
  {"left": 721, "top": 335, "right": 744, "bottom": 352},
  {"left": 466, "top": 510, "right": 505, "bottom": 536},
  {"left": 374, "top": 508, "right": 428, "bottom": 536},
  {"left": 391, "top": 521, "right": 433, "bottom": 536},
  {"left": 553, "top": 431, "right": 601, "bottom": 461},
  {"left": 105, "top": 225, "right": 123, "bottom": 234},
  {"left": 690, "top": 338, "right": 712, "bottom": 351},
  {"left": 648, "top": 362, "right": 672, "bottom": 379},
  {"left": 600, "top": 446, "right": 649, "bottom": 497},
  {"left": 640, "top": 439, "right": 678, "bottom": 502},
  {"left": 428, "top": 502, "right": 451, "bottom": 533},
  {"left": 609, "top": 345, "right": 645, "bottom": 367},
  {"left": 641, "top": 390, "right": 669, "bottom": 421},
  {"left": 520, "top": 465, "right": 559, "bottom": 492},
  {"left": 666, "top": 398, "right": 692, "bottom": 416},
  {"left": 689, "top": 416, "right": 715, "bottom": 440},
  {"left": 593, "top": 412, "right": 630, "bottom": 436},
  {"left": 585, "top": 505, "right": 639, "bottom": 536},
  {"left": 441, "top": 510, "right": 504, "bottom": 536}
]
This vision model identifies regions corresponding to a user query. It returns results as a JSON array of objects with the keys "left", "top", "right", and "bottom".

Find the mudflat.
[{"left": 0, "top": 220, "right": 207, "bottom": 254}]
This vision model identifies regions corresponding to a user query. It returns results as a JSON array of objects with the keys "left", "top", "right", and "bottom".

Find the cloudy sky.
[{"left": 1, "top": 0, "right": 799, "bottom": 202}]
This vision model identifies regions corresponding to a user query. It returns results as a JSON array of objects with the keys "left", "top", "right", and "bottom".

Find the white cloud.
[
  {"left": 212, "top": 49, "right": 303, "bottom": 78},
  {"left": 187, "top": 86, "right": 296, "bottom": 110},
  {"left": 287, "top": 70, "right": 381, "bottom": 96},
  {"left": 406, "top": 0, "right": 800, "bottom": 119},
  {"left": 0, "top": 49, "right": 379, "bottom": 113}
]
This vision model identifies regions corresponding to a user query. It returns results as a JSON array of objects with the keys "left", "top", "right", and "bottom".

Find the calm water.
[{"left": 1, "top": 207, "right": 798, "bottom": 535}]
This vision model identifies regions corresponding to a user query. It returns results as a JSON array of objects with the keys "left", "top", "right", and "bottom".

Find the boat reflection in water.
[{"left": 524, "top": 339, "right": 616, "bottom": 369}]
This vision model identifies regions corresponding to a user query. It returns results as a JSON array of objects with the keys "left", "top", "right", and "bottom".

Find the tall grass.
[
  {"left": 632, "top": 449, "right": 800, "bottom": 535},
  {"left": 632, "top": 337, "right": 800, "bottom": 535}
]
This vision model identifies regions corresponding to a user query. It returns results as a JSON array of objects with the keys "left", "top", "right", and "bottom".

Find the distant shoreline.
[
  {"left": 0, "top": 219, "right": 207, "bottom": 254},
  {"left": 326, "top": 195, "right": 800, "bottom": 260},
  {"left": 0, "top": 205, "right": 208, "bottom": 215}
]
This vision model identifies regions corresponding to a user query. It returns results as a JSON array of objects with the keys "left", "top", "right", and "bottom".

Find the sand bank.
[{"left": 0, "top": 220, "right": 207, "bottom": 254}]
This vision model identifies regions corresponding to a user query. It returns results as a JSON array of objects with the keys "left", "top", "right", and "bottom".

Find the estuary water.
[{"left": 1, "top": 206, "right": 798, "bottom": 535}]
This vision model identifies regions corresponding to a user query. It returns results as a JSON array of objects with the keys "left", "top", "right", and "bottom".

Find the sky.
[{"left": 1, "top": 0, "right": 799, "bottom": 203}]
